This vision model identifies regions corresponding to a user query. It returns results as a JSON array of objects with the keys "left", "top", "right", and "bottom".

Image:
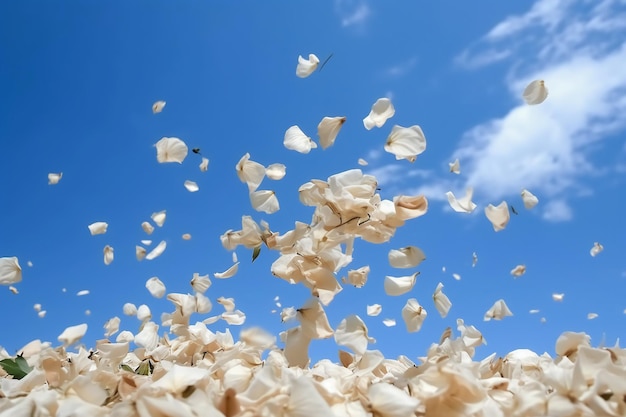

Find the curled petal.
[
  {"left": 58, "top": 323, "right": 88, "bottom": 346},
  {"left": 318, "top": 116, "right": 346, "bottom": 149},
  {"left": 382, "top": 318, "right": 396, "bottom": 327},
  {"left": 449, "top": 158, "right": 461, "bottom": 174},
  {"left": 214, "top": 262, "right": 240, "bottom": 279},
  {"left": 184, "top": 180, "right": 199, "bottom": 192},
  {"left": 552, "top": 293, "right": 565, "bottom": 302},
  {"left": 88, "top": 222, "right": 108, "bottom": 235},
  {"left": 484, "top": 299, "right": 513, "bottom": 321},
  {"left": 521, "top": 189, "right": 539, "bottom": 209},
  {"left": 103, "top": 245, "right": 114, "bottom": 265},
  {"left": 145, "top": 240, "right": 167, "bottom": 260},
  {"left": 145, "top": 277, "right": 166, "bottom": 298},
  {"left": 367, "top": 304, "right": 382, "bottom": 316},
  {"left": 388, "top": 246, "right": 425, "bottom": 268},
  {"left": 363, "top": 98, "right": 395, "bottom": 130},
  {"left": 191, "top": 273, "right": 211, "bottom": 293},
  {"left": 590, "top": 242, "right": 603, "bottom": 257},
  {"left": 199, "top": 157, "right": 209, "bottom": 172},
  {"left": 48, "top": 172, "right": 62, "bottom": 184},
  {"left": 236, "top": 153, "right": 266, "bottom": 192},
  {"left": 384, "top": 272, "right": 418, "bottom": 296},
  {"left": 152, "top": 100, "right": 166, "bottom": 113},
  {"left": 222, "top": 310, "right": 246, "bottom": 325},
  {"left": 384, "top": 125, "right": 427, "bottom": 162},
  {"left": 485, "top": 201, "right": 510, "bottom": 231},
  {"left": 433, "top": 282, "right": 451, "bottom": 318},
  {"left": 334, "top": 315, "right": 375, "bottom": 355},
  {"left": 523, "top": 79, "right": 549, "bottom": 105},
  {"left": 296, "top": 53, "right": 320, "bottom": 78},
  {"left": 136, "top": 246, "right": 146, "bottom": 261},
  {"left": 446, "top": 188, "right": 477, "bottom": 213},
  {"left": 401, "top": 298, "right": 427, "bottom": 332},
  {"left": 141, "top": 221, "right": 155, "bottom": 235},
  {"left": 151, "top": 210, "right": 166, "bottom": 227},
  {"left": 155, "top": 137, "right": 188, "bottom": 163},
  {"left": 265, "top": 163, "right": 286, "bottom": 180},
  {"left": 342, "top": 265, "right": 370, "bottom": 288},
  {"left": 510, "top": 264, "right": 526, "bottom": 277},
  {"left": 284, "top": 125, "right": 317, "bottom": 154},
  {"left": 250, "top": 190, "right": 280, "bottom": 214},
  {"left": 0, "top": 257, "right": 22, "bottom": 285}
]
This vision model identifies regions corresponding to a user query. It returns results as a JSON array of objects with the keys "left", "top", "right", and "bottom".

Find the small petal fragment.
[
  {"left": 484, "top": 299, "right": 513, "bottom": 321},
  {"left": 511, "top": 264, "right": 526, "bottom": 277},
  {"left": 446, "top": 188, "right": 477, "bottom": 213},
  {"left": 363, "top": 98, "right": 395, "bottom": 130},
  {"left": 401, "top": 298, "right": 427, "bottom": 332},
  {"left": 182, "top": 233, "right": 191, "bottom": 240},
  {"left": 76, "top": 290, "right": 90, "bottom": 296},
  {"left": 318, "top": 116, "right": 346, "bottom": 149},
  {"left": 265, "top": 163, "right": 286, "bottom": 180},
  {"left": 136, "top": 246, "right": 146, "bottom": 261},
  {"left": 214, "top": 262, "right": 240, "bottom": 279},
  {"left": 199, "top": 157, "right": 209, "bottom": 172},
  {"left": 141, "top": 221, "right": 155, "bottom": 235},
  {"left": 523, "top": 79, "right": 549, "bottom": 105},
  {"left": 145, "top": 240, "right": 167, "bottom": 260},
  {"left": 521, "top": 189, "right": 539, "bottom": 209},
  {"left": 587, "top": 312, "right": 598, "bottom": 320},
  {"left": 342, "top": 266, "right": 370, "bottom": 288},
  {"left": 103, "top": 245, "right": 114, "bottom": 265},
  {"left": 250, "top": 190, "right": 280, "bottom": 214},
  {"left": 151, "top": 210, "right": 166, "bottom": 227},
  {"left": 184, "top": 180, "right": 199, "bottom": 192},
  {"left": 0, "top": 257, "right": 22, "bottom": 285},
  {"left": 553, "top": 293, "right": 565, "bottom": 302},
  {"left": 357, "top": 158, "right": 368, "bottom": 166},
  {"left": 58, "top": 323, "right": 88, "bottom": 346},
  {"left": 145, "top": 277, "right": 166, "bottom": 298},
  {"left": 284, "top": 125, "right": 317, "bottom": 154},
  {"left": 388, "top": 246, "right": 426, "bottom": 269},
  {"left": 384, "top": 272, "right": 418, "bottom": 296},
  {"left": 48, "top": 172, "right": 62, "bottom": 184},
  {"left": 155, "top": 137, "right": 188, "bottom": 163},
  {"left": 367, "top": 304, "right": 382, "bottom": 316},
  {"left": 88, "top": 222, "right": 108, "bottom": 235},
  {"left": 152, "top": 100, "right": 166, "bottom": 113},
  {"left": 123, "top": 303, "right": 137, "bottom": 316},
  {"left": 433, "top": 282, "right": 451, "bottom": 318},
  {"left": 384, "top": 125, "right": 427, "bottom": 162},
  {"left": 382, "top": 318, "right": 396, "bottom": 327},
  {"left": 296, "top": 53, "right": 320, "bottom": 78},
  {"left": 484, "top": 201, "right": 510, "bottom": 231},
  {"left": 449, "top": 158, "right": 461, "bottom": 174},
  {"left": 590, "top": 242, "right": 604, "bottom": 257}
]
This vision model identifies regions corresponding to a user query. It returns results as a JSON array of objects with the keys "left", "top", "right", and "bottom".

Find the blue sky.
[{"left": 1, "top": 0, "right": 626, "bottom": 364}]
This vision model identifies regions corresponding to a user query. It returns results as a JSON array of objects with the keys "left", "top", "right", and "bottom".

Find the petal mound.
[
  {"left": 401, "top": 298, "right": 427, "bottom": 333},
  {"left": 250, "top": 190, "right": 280, "bottom": 214},
  {"left": 184, "top": 180, "right": 199, "bottom": 192},
  {"left": 484, "top": 299, "right": 513, "bottom": 321},
  {"left": 590, "top": 242, "right": 604, "bottom": 257},
  {"left": 388, "top": 246, "right": 426, "bottom": 269},
  {"left": 384, "top": 125, "right": 427, "bottom": 162},
  {"left": 284, "top": 125, "right": 317, "bottom": 154},
  {"left": 384, "top": 272, "right": 418, "bottom": 296},
  {"left": 87, "top": 221, "right": 108, "bottom": 235},
  {"left": 484, "top": 201, "right": 510, "bottom": 231},
  {"left": 103, "top": 245, "right": 114, "bottom": 265},
  {"left": 145, "top": 277, "right": 166, "bottom": 298},
  {"left": 521, "top": 189, "right": 539, "bottom": 209},
  {"left": 265, "top": 163, "right": 286, "bottom": 180},
  {"left": 155, "top": 137, "right": 188, "bottom": 163},
  {"left": 295, "top": 53, "right": 320, "bottom": 78},
  {"left": 152, "top": 100, "right": 166, "bottom": 113},
  {"left": 446, "top": 187, "right": 477, "bottom": 213},
  {"left": 317, "top": 116, "right": 346, "bottom": 149},
  {"left": 363, "top": 98, "right": 395, "bottom": 130},
  {"left": 48, "top": 172, "right": 62, "bottom": 185},
  {"left": 523, "top": 79, "right": 549, "bottom": 105},
  {"left": 433, "top": 282, "right": 451, "bottom": 318},
  {"left": 449, "top": 158, "right": 461, "bottom": 174},
  {"left": 0, "top": 257, "right": 22, "bottom": 285}
]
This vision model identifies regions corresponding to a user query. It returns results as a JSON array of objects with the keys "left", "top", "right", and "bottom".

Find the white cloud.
[
  {"left": 365, "top": 164, "right": 430, "bottom": 190},
  {"left": 335, "top": 0, "right": 371, "bottom": 28},
  {"left": 385, "top": 57, "right": 418, "bottom": 77},
  {"left": 542, "top": 199, "right": 573, "bottom": 222}
]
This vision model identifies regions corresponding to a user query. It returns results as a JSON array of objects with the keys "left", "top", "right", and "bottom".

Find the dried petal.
[
  {"left": 145, "top": 240, "right": 167, "bottom": 260},
  {"left": 250, "top": 190, "right": 280, "bottom": 214},
  {"left": 401, "top": 298, "right": 427, "bottom": 332},
  {"left": 384, "top": 272, "right": 418, "bottom": 296},
  {"left": 214, "top": 262, "right": 240, "bottom": 279},
  {"left": 103, "top": 245, "right": 114, "bottom": 265},
  {"left": 484, "top": 299, "right": 513, "bottom": 321},
  {"left": 88, "top": 222, "right": 108, "bottom": 235},
  {"left": 484, "top": 201, "right": 510, "bottom": 231},
  {"left": 433, "top": 282, "right": 451, "bottom": 318}
]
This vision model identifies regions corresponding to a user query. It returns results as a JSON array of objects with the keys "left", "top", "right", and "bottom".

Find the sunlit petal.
[
  {"left": 48, "top": 172, "right": 62, "bottom": 185},
  {"left": 384, "top": 125, "right": 427, "bottom": 162},
  {"left": 184, "top": 180, "right": 199, "bottom": 192},
  {"left": 0, "top": 257, "right": 22, "bottom": 285},
  {"left": 145, "top": 240, "right": 167, "bottom": 260},
  {"left": 250, "top": 190, "right": 280, "bottom": 214},
  {"left": 145, "top": 277, "right": 166, "bottom": 298},
  {"left": 284, "top": 125, "right": 318, "bottom": 154},
  {"left": 484, "top": 201, "right": 510, "bottom": 231},
  {"left": 265, "top": 163, "right": 286, "bottom": 180},
  {"left": 152, "top": 100, "right": 166, "bottom": 113},
  {"left": 155, "top": 137, "right": 188, "bottom": 163},
  {"left": 523, "top": 79, "right": 549, "bottom": 105},
  {"left": 318, "top": 116, "right": 346, "bottom": 149},
  {"left": 296, "top": 53, "right": 320, "bottom": 78},
  {"left": 363, "top": 98, "right": 395, "bottom": 130}
]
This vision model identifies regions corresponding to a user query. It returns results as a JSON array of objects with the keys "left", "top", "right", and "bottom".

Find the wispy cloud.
[
  {"left": 335, "top": 0, "right": 371, "bottom": 28},
  {"left": 385, "top": 57, "right": 418, "bottom": 77}
]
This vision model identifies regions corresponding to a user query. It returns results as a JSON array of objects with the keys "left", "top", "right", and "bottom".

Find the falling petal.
[
  {"left": 363, "top": 98, "right": 395, "bottom": 130},
  {"left": 88, "top": 222, "right": 108, "bottom": 236},
  {"left": 0, "top": 257, "right": 22, "bottom": 285},
  {"left": 58, "top": 323, "right": 88, "bottom": 346},
  {"left": 511, "top": 264, "right": 526, "bottom": 277},
  {"left": 141, "top": 221, "right": 155, "bottom": 235},
  {"left": 151, "top": 210, "right": 166, "bottom": 227},
  {"left": 587, "top": 313, "right": 598, "bottom": 320},
  {"left": 184, "top": 180, "right": 199, "bottom": 192},
  {"left": 449, "top": 158, "right": 461, "bottom": 174},
  {"left": 296, "top": 53, "right": 320, "bottom": 78},
  {"left": 145, "top": 277, "right": 166, "bottom": 298},
  {"left": 155, "top": 137, "right": 188, "bottom": 163},
  {"left": 384, "top": 272, "right": 418, "bottom": 296},
  {"left": 236, "top": 153, "right": 266, "bottom": 191},
  {"left": 452, "top": 273, "right": 461, "bottom": 280},
  {"left": 190, "top": 273, "right": 211, "bottom": 293},
  {"left": 523, "top": 79, "right": 549, "bottom": 105},
  {"left": 284, "top": 125, "right": 318, "bottom": 154},
  {"left": 250, "top": 190, "right": 280, "bottom": 214},
  {"left": 367, "top": 304, "right": 382, "bottom": 316},
  {"left": 103, "top": 245, "right": 114, "bottom": 265},
  {"left": 145, "top": 240, "right": 167, "bottom": 260},
  {"left": 265, "top": 163, "right": 286, "bottom": 180},
  {"left": 446, "top": 188, "right": 477, "bottom": 213},
  {"left": 521, "top": 189, "right": 539, "bottom": 209},
  {"left": 214, "top": 262, "right": 240, "bottom": 279},
  {"left": 199, "top": 157, "right": 209, "bottom": 172},
  {"left": 76, "top": 290, "right": 90, "bottom": 297},
  {"left": 317, "top": 116, "right": 346, "bottom": 149},
  {"left": 382, "top": 318, "right": 396, "bottom": 327},
  {"left": 152, "top": 100, "right": 166, "bottom": 113},
  {"left": 182, "top": 233, "right": 192, "bottom": 240},
  {"left": 48, "top": 172, "right": 62, "bottom": 185},
  {"left": 433, "top": 282, "right": 451, "bottom": 318},
  {"left": 388, "top": 246, "right": 426, "bottom": 268},
  {"left": 484, "top": 299, "right": 513, "bottom": 321},
  {"left": 8, "top": 286, "right": 18, "bottom": 294},
  {"left": 402, "top": 298, "right": 427, "bottom": 332},
  {"left": 136, "top": 246, "right": 146, "bottom": 261},
  {"left": 384, "top": 125, "right": 427, "bottom": 162},
  {"left": 472, "top": 252, "right": 478, "bottom": 267},
  {"left": 484, "top": 201, "right": 510, "bottom": 231},
  {"left": 357, "top": 158, "right": 368, "bottom": 166},
  {"left": 590, "top": 242, "right": 604, "bottom": 257}
]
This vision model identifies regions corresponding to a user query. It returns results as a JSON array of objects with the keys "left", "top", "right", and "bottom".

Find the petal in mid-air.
[
  {"left": 484, "top": 201, "right": 510, "bottom": 231},
  {"left": 284, "top": 125, "right": 318, "bottom": 154},
  {"left": 296, "top": 54, "right": 320, "bottom": 78},
  {"left": 590, "top": 242, "right": 604, "bottom": 257},
  {"left": 250, "top": 190, "right": 280, "bottom": 214},
  {"left": 449, "top": 158, "right": 461, "bottom": 174},
  {"left": 523, "top": 80, "right": 549, "bottom": 105},
  {"left": 88, "top": 222, "right": 108, "bottom": 236},
  {"left": 265, "top": 163, "right": 286, "bottom": 180},
  {"left": 184, "top": 180, "right": 199, "bottom": 192},
  {"left": 521, "top": 189, "right": 539, "bottom": 209},
  {"left": 103, "top": 246, "right": 114, "bottom": 265},
  {"left": 48, "top": 173, "right": 63, "bottom": 185},
  {"left": 0, "top": 257, "right": 22, "bottom": 285},
  {"left": 152, "top": 100, "right": 166, "bottom": 113},
  {"left": 318, "top": 116, "right": 346, "bottom": 149},
  {"left": 155, "top": 137, "right": 188, "bottom": 163},
  {"left": 363, "top": 98, "right": 395, "bottom": 130}
]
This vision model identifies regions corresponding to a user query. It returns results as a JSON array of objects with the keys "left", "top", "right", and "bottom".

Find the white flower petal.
[
  {"left": 190, "top": 273, "right": 211, "bottom": 293},
  {"left": 265, "top": 163, "right": 286, "bottom": 180},
  {"left": 184, "top": 180, "right": 199, "bottom": 192},
  {"left": 155, "top": 137, "right": 188, "bottom": 163},
  {"left": 151, "top": 210, "right": 166, "bottom": 227},
  {"left": 145, "top": 277, "right": 166, "bottom": 298},
  {"left": 452, "top": 273, "right": 461, "bottom": 280},
  {"left": 449, "top": 158, "right": 461, "bottom": 174},
  {"left": 296, "top": 53, "right": 320, "bottom": 78},
  {"left": 38, "top": 310, "right": 47, "bottom": 318},
  {"left": 103, "top": 317, "right": 120, "bottom": 337},
  {"left": 363, "top": 98, "right": 395, "bottom": 130},
  {"left": 8, "top": 286, "right": 18, "bottom": 294},
  {"left": 214, "top": 262, "right": 240, "bottom": 279},
  {"left": 76, "top": 290, "right": 90, "bottom": 296},
  {"left": 334, "top": 315, "right": 375, "bottom": 355},
  {"left": 446, "top": 188, "right": 477, "bottom": 213},
  {"left": 103, "top": 245, "right": 114, "bottom": 265},
  {"left": 384, "top": 272, "right": 418, "bottom": 296},
  {"left": 484, "top": 201, "right": 510, "bottom": 231},
  {"left": 136, "top": 245, "right": 146, "bottom": 261},
  {"left": 388, "top": 246, "right": 426, "bottom": 268},
  {"left": 58, "top": 323, "right": 88, "bottom": 346},
  {"left": 222, "top": 310, "right": 246, "bottom": 325},
  {"left": 152, "top": 100, "right": 166, "bottom": 113},
  {"left": 521, "top": 189, "right": 539, "bottom": 209},
  {"left": 136, "top": 304, "right": 152, "bottom": 322},
  {"left": 284, "top": 125, "right": 317, "bottom": 154},
  {"left": 250, "top": 190, "right": 280, "bottom": 214},
  {"left": 199, "top": 157, "right": 209, "bottom": 172},
  {"left": 182, "top": 233, "right": 192, "bottom": 240},
  {"left": 433, "top": 282, "right": 451, "bottom": 318},
  {"left": 523, "top": 79, "right": 549, "bottom": 105},
  {"left": 0, "top": 257, "right": 22, "bottom": 285},
  {"left": 510, "top": 264, "right": 526, "bottom": 277},
  {"left": 401, "top": 298, "right": 427, "bottom": 333},
  {"left": 552, "top": 293, "right": 565, "bottom": 302},
  {"left": 87, "top": 222, "right": 108, "bottom": 235},
  {"left": 318, "top": 116, "right": 346, "bottom": 149},
  {"left": 369, "top": 382, "right": 420, "bottom": 417},
  {"left": 384, "top": 125, "right": 427, "bottom": 162},
  {"left": 484, "top": 299, "right": 513, "bottom": 321},
  {"left": 123, "top": 303, "right": 137, "bottom": 316},
  {"left": 48, "top": 172, "right": 62, "bottom": 184},
  {"left": 367, "top": 304, "right": 382, "bottom": 317},
  {"left": 357, "top": 158, "right": 368, "bottom": 166},
  {"left": 587, "top": 312, "right": 598, "bottom": 320},
  {"left": 135, "top": 322, "right": 159, "bottom": 350},
  {"left": 382, "top": 318, "right": 396, "bottom": 327},
  {"left": 236, "top": 153, "right": 266, "bottom": 191},
  {"left": 590, "top": 242, "right": 604, "bottom": 257},
  {"left": 141, "top": 221, "right": 155, "bottom": 235},
  {"left": 342, "top": 265, "right": 370, "bottom": 288},
  {"left": 145, "top": 240, "right": 167, "bottom": 260}
]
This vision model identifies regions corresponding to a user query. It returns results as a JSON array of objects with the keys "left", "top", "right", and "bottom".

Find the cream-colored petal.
[
  {"left": 222, "top": 310, "right": 246, "bottom": 325},
  {"left": 152, "top": 100, "right": 166, "bottom": 113},
  {"left": 449, "top": 158, "right": 461, "bottom": 174},
  {"left": 357, "top": 158, "right": 368, "bottom": 166},
  {"left": 587, "top": 312, "right": 598, "bottom": 320},
  {"left": 87, "top": 221, "right": 108, "bottom": 235},
  {"left": 388, "top": 246, "right": 426, "bottom": 268},
  {"left": 384, "top": 125, "right": 427, "bottom": 162},
  {"left": 123, "top": 303, "right": 137, "bottom": 316},
  {"left": 58, "top": 323, "right": 88, "bottom": 346},
  {"left": 334, "top": 315, "right": 375, "bottom": 355},
  {"left": 182, "top": 233, "right": 192, "bottom": 240},
  {"left": 369, "top": 382, "right": 420, "bottom": 417},
  {"left": 281, "top": 326, "right": 311, "bottom": 368},
  {"left": 8, "top": 286, "right": 18, "bottom": 294},
  {"left": 296, "top": 53, "right": 320, "bottom": 78},
  {"left": 284, "top": 125, "right": 317, "bottom": 154},
  {"left": 484, "top": 299, "right": 513, "bottom": 321},
  {"left": 76, "top": 290, "right": 90, "bottom": 296},
  {"left": 433, "top": 282, "right": 451, "bottom": 318},
  {"left": 151, "top": 210, "right": 166, "bottom": 227},
  {"left": 199, "top": 157, "right": 209, "bottom": 172},
  {"left": 521, "top": 189, "right": 539, "bottom": 209},
  {"left": 236, "top": 153, "right": 266, "bottom": 192},
  {"left": 155, "top": 137, "right": 188, "bottom": 163},
  {"left": 363, "top": 98, "right": 395, "bottom": 130},
  {"left": 341, "top": 265, "right": 370, "bottom": 288},
  {"left": 452, "top": 273, "right": 461, "bottom": 280},
  {"left": 48, "top": 172, "right": 62, "bottom": 184},
  {"left": 141, "top": 221, "right": 155, "bottom": 235},
  {"left": 190, "top": 273, "right": 211, "bottom": 293},
  {"left": 382, "top": 318, "right": 396, "bottom": 327},
  {"left": 297, "top": 298, "right": 334, "bottom": 339},
  {"left": 145, "top": 240, "right": 167, "bottom": 260},
  {"left": 38, "top": 310, "right": 47, "bottom": 318},
  {"left": 184, "top": 180, "right": 199, "bottom": 192},
  {"left": 446, "top": 188, "right": 477, "bottom": 213},
  {"left": 287, "top": 375, "right": 335, "bottom": 417},
  {"left": 510, "top": 264, "right": 526, "bottom": 277},
  {"left": 367, "top": 304, "right": 382, "bottom": 317},
  {"left": 484, "top": 201, "right": 510, "bottom": 231},
  {"left": 384, "top": 272, "right": 418, "bottom": 296},
  {"left": 103, "top": 316, "right": 120, "bottom": 337},
  {"left": 103, "top": 245, "right": 114, "bottom": 265},
  {"left": 250, "top": 190, "right": 280, "bottom": 214},
  {"left": 136, "top": 245, "right": 146, "bottom": 261},
  {"left": 134, "top": 321, "right": 159, "bottom": 350},
  {"left": 145, "top": 277, "right": 166, "bottom": 298},
  {"left": 552, "top": 293, "right": 565, "bottom": 302},
  {"left": 590, "top": 242, "right": 604, "bottom": 257},
  {"left": 137, "top": 304, "right": 152, "bottom": 321},
  {"left": 394, "top": 194, "right": 428, "bottom": 220},
  {"left": 401, "top": 298, "right": 427, "bottom": 332},
  {"left": 195, "top": 292, "right": 213, "bottom": 314},
  {"left": 0, "top": 257, "right": 22, "bottom": 285},
  {"left": 523, "top": 79, "right": 549, "bottom": 105},
  {"left": 265, "top": 163, "right": 286, "bottom": 180},
  {"left": 214, "top": 262, "right": 240, "bottom": 279},
  {"left": 318, "top": 116, "right": 346, "bottom": 149},
  {"left": 217, "top": 296, "right": 236, "bottom": 312}
]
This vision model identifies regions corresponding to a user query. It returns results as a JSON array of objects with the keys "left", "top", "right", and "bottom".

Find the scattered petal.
[
  {"left": 523, "top": 79, "right": 549, "bottom": 105},
  {"left": 367, "top": 304, "right": 382, "bottom": 316},
  {"left": 446, "top": 188, "right": 477, "bottom": 213},
  {"left": 0, "top": 257, "right": 22, "bottom": 285},
  {"left": 357, "top": 158, "right": 368, "bottom": 166},
  {"left": 145, "top": 240, "right": 167, "bottom": 260},
  {"left": 485, "top": 201, "right": 510, "bottom": 231},
  {"left": 284, "top": 125, "right": 317, "bottom": 154},
  {"left": 184, "top": 180, "right": 199, "bottom": 192},
  {"left": 103, "top": 317, "right": 120, "bottom": 337},
  {"left": 510, "top": 264, "right": 526, "bottom": 277},
  {"left": 521, "top": 189, "right": 539, "bottom": 209},
  {"left": 222, "top": 310, "right": 246, "bottom": 325},
  {"left": 123, "top": 303, "right": 137, "bottom": 316},
  {"left": 433, "top": 282, "right": 452, "bottom": 318},
  {"left": 155, "top": 137, "right": 188, "bottom": 163},
  {"left": 342, "top": 266, "right": 370, "bottom": 288},
  {"left": 384, "top": 125, "right": 427, "bottom": 162},
  {"left": 382, "top": 318, "right": 396, "bottom": 327},
  {"left": 190, "top": 273, "right": 211, "bottom": 293},
  {"left": 402, "top": 298, "right": 427, "bottom": 332},
  {"left": 136, "top": 246, "right": 146, "bottom": 261},
  {"left": 296, "top": 53, "right": 320, "bottom": 78},
  {"left": 587, "top": 313, "right": 598, "bottom": 320},
  {"left": 449, "top": 158, "right": 461, "bottom": 174},
  {"left": 553, "top": 293, "right": 565, "bottom": 302},
  {"left": 76, "top": 290, "right": 90, "bottom": 297},
  {"left": 590, "top": 242, "right": 604, "bottom": 257},
  {"left": 250, "top": 190, "right": 280, "bottom": 214},
  {"left": 384, "top": 272, "right": 418, "bottom": 296},
  {"left": 318, "top": 116, "right": 346, "bottom": 149},
  {"left": 103, "top": 245, "right": 114, "bottom": 265},
  {"left": 388, "top": 246, "right": 425, "bottom": 268},
  {"left": 214, "top": 262, "right": 240, "bottom": 279},
  {"left": 334, "top": 315, "right": 375, "bottom": 355},
  {"left": 151, "top": 210, "right": 166, "bottom": 227},
  {"left": 8, "top": 286, "right": 18, "bottom": 294},
  {"left": 48, "top": 172, "right": 62, "bottom": 184},
  {"left": 38, "top": 310, "right": 47, "bottom": 318},
  {"left": 452, "top": 273, "right": 461, "bottom": 280},
  {"left": 152, "top": 100, "right": 166, "bottom": 113},
  {"left": 472, "top": 252, "right": 478, "bottom": 267},
  {"left": 484, "top": 299, "right": 513, "bottom": 321},
  {"left": 529, "top": 309, "right": 540, "bottom": 314},
  {"left": 199, "top": 157, "right": 209, "bottom": 172},
  {"left": 58, "top": 323, "right": 88, "bottom": 346},
  {"left": 363, "top": 98, "right": 395, "bottom": 130},
  {"left": 236, "top": 153, "right": 266, "bottom": 191},
  {"left": 182, "top": 233, "right": 192, "bottom": 240},
  {"left": 145, "top": 277, "right": 166, "bottom": 298},
  {"left": 265, "top": 163, "right": 286, "bottom": 180},
  {"left": 141, "top": 221, "right": 155, "bottom": 235},
  {"left": 87, "top": 222, "right": 108, "bottom": 235}
]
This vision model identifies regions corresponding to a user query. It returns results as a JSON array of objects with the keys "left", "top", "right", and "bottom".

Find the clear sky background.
[{"left": 1, "top": 0, "right": 626, "bottom": 364}]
